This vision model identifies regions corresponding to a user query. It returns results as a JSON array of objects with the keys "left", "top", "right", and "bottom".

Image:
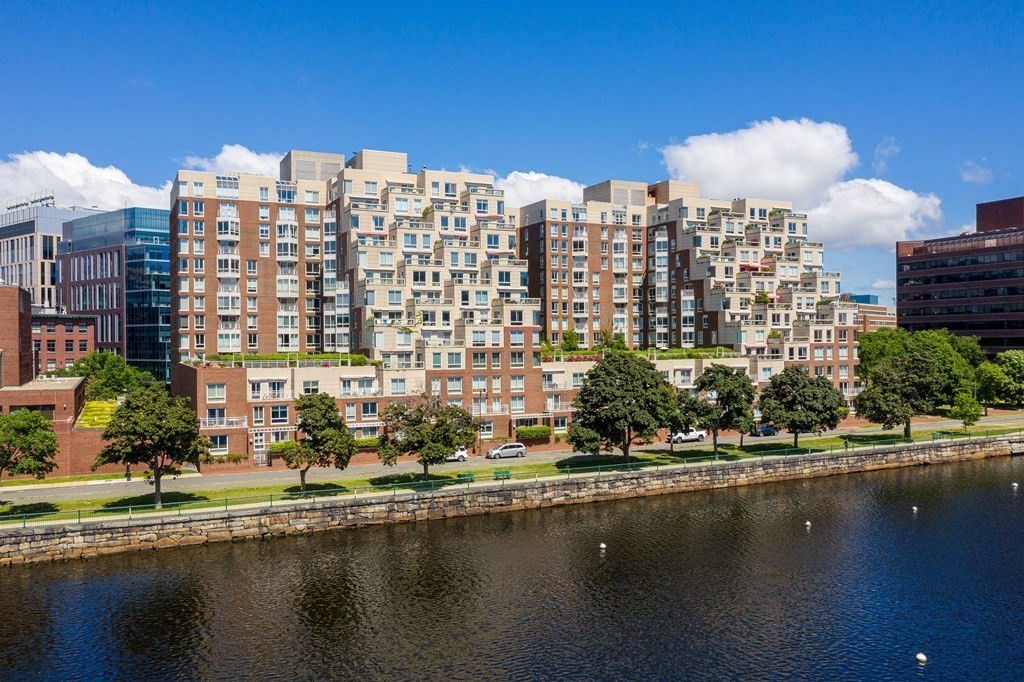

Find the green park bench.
[
  {"left": 456, "top": 473, "right": 474, "bottom": 483},
  {"left": 493, "top": 469, "right": 511, "bottom": 481}
]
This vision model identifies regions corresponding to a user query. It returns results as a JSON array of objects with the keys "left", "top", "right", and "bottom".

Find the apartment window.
[
  {"left": 64, "top": 340, "right": 73, "bottom": 352},
  {"left": 79, "top": 340, "right": 88, "bottom": 352},
  {"left": 510, "top": 352, "right": 525, "bottom": 368},
  {"left": 206, "top": 383, "right": 226, "bottom": 402},
  {"left": 431, "top": 378, "right": 441, "bottom": 394},
  {"left": 362, "top": 402, "right": 377, "bottom": 418},
  {"left": 447, "top": 377, "right": 463, "bottom": 393},
  {"left": 271, "top": 405, "right": 289, "bottom": 424},
  {"left": 511, "top": 375, "right": 524, "bottom": 392},
  {"left": 511, "top": 396, "right": 525, "bottom": 413},
  {"left": 302, "top": 380, "right": 320, "bottom": 395}
]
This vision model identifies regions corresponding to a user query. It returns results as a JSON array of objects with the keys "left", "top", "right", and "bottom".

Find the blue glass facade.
[{"left": 60, "top": 208, "right": 171, "bottom": 381}]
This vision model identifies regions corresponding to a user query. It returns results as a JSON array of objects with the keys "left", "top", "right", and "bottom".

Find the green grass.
[
  {"left": 0, "top": 470, "right": 200, "bottom": 488},
  {"left": 75, "top": 400, "right": 118, "bottom": 429},
  {"left": 1, "top": 423, "right": 1021, "bottom": 526}
]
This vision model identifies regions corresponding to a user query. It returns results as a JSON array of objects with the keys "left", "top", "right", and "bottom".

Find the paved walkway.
[
  {"left": 10, "top": 428, "right": 1022, "bottom": 531},
  {"left": 2, "top": 412, "right": 1022, "bottom": 508}
]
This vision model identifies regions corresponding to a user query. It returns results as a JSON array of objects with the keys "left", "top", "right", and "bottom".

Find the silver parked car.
[{"left": 486, "top": 442, "right": 526, "bottom": 459}]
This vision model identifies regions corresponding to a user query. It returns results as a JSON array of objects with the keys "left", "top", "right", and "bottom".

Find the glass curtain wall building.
[{"left": 58, "top": 208, "right": 172, "bottom": 380}]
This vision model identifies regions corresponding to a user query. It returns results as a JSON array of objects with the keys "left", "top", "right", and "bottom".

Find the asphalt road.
[{"left": 3, "top": 413, "right": 1023, "bottom": 507}]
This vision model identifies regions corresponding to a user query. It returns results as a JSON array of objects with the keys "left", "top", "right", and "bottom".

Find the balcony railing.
[
  {"left": 471, "top": 405, "right": 509, "bottom": 416},
  {"left": 200, "top": 417, "right": 248, "bottom": 428}
]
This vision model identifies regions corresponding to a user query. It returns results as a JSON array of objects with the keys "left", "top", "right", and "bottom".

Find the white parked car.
[
  {"left": 670, "top": 429, "right": 707, "bottom": 444},
  {"left": 446, "top": 446, "right": 469, "bottom": 462},
  {"left": 486, "top": 442, "right": 526, "bottom": 459}
]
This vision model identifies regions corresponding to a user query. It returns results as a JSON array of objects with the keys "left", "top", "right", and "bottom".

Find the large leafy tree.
[
  {"left": 285, "top": 392, "right": 356, "bottom": 492},
  {"left": 758, "top": 366, "right": 847, "bottom": 447},
  {"left": 378, "top": 396, "right": 476, "bottom": 476},
  {"left": 49, "top": 350, "right": 154, "bottom": 401},
  {"left": 568, "top": 353, "right": 676, "bottom": 461},
  {"left": 854, "top": 352, "right": 944, "bottom": 439},
  {"left": 975, "top": 361, "right": 1007, "bottom": 415},
  {"left": 0, "top": 409, "right": 59, "bottom": 480},
  {"left": 689, "top": 363, "right": 756, "bottom": 456},
  {"left": 93, "top": 385, "right": 208, "bottom": 508},
  {"left": 996, "top": 350, "right": 1024, "bottom": 406},
  {"left": 858, "top": 328, "right": 975, "bottom": 404}
]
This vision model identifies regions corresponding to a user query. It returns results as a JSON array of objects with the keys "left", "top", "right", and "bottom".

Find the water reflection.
[{"left": 2, "top": 457, "right": 1024, "bottom": 680}]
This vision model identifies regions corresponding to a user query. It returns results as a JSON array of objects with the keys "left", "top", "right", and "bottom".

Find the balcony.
[
  {"left": 200, "top": 417, "right": 248, "bottom": 428},
  {"left": 471, "top": 404, "right": 509, "bottom": 416},
  {"left": 217, "top": 302, "right": 241, "bottom": 315},
  {"left": 545, "top": 402, "right": 574, "bottom": 413}
]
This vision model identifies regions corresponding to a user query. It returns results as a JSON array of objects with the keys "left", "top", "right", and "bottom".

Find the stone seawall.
[{"left": 3, "top": 435, "right": 1022, "bottom": 566}]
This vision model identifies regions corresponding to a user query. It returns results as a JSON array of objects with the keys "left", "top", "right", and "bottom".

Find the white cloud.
[
  {"left": 872, "top": 136, "right": 900, "bottom": 174},
  {"left": 959, "top": 160, "right": 993, "bottom": 184},
  {"left": 661, "top": 118, "right": 943, "bottom": 250},
  {"left": 871, "top": 278, "right": 896, "bottom": 290},
  {"left": 661, "top": 117, "right": 858, "bottom": 207},
  {"left": 494, "top": 171, "right": 584, "bottom": 207},
  {"left": 0, "top": 151, "right": 171, "bottom": 210},
  {"left": 807, "top": 178, "right": 942, "bottom": 251},
  {"left": 183, "top": 144, "right": 282, "bottom": 178}
]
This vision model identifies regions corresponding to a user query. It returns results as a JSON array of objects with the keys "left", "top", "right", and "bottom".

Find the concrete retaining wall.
[{"left": 3, "top": 435, "right": 1022, "bottom": 566}]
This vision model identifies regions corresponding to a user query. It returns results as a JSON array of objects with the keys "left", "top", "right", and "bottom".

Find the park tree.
[
  {"left": 975, "top": 361, "right": 1007, "bottom": 415},
  {"left": 758, "top": 366, "right": 847, "bottom": 448},
  {"left": 282, "top": 392, "right": 356, "bottom": 492},
  {"left": 48, "top": 350, "right": 154, "bottom": 401},
  {"left": 560, "top": 328, "right": 580, "bottom": 352},
  {"left": 689, "top": 363, "right": 756, "bottom": 456},
  {"left": 853, "top": 352, "right": 944, "bottom": 439},
  {"left": 378, "top": 396, "right": 476, "bottom": 476},
  {"left": 949, "top": 391, "right": 983, "bottom": 431},
  {"left": 93, "top": 385, "right": 208, "bottom": 508},
  {"left": 996, "top": 350, "right": 1024, "bottom": 406},
  {"left": 0, "top": 409, "right": 59, "bottom": 480},
  {"left": 568, "top": 353, "right": 676, "bottom": 461},
  {"left": 858, "top": 328, "right": 976, "bottom": 404}
]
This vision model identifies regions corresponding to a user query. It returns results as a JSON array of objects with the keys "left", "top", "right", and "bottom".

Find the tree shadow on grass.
[
  {"left": 99, "top": 491, "right": 207, "bottom": 510},
  {"left": 367, "top": 472, "right": 454, "bottom": 488},
  {"left": 281, "top": 482, "right": 351, "bottom": 499},
  {"left": 0, "top": 502, "right": 60, "bottom": 516},
  {"left": 841, "top": 434, "right": 911, "bottom": 447}
]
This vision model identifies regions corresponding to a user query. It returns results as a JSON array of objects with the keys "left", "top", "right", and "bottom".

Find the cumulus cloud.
[
  {"left": 0, "top": 151, "right": 171, "bottom": 210},
  {"left": 494, "top": 171, "right": 584, "bottom": 207},
  {"left": 184, "top": 144, "right": 282, "bottom": 177},
  {"left": 661, "top": 118, "right": 858, "bottom": 207},
  {"left": 661, "top": 118, "right": 943, "bottom": 250},
  {"left": 807, "top": 179, "right": 941, "bottom": 250},
  {"left": 872, "top": 136, "right": 900, "bottom": 174},
  {"left": 871, "top": 278, "right": 897, "bottom": 290},
  {"left": 959, "top": 160, "right": 993, "bottom": 184}
]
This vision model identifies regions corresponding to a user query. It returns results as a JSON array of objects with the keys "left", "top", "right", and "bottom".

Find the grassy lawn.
[
  {"left": 0, "top": 470, "right": 200, "bottom": 488},
  {"left": 1, "top": 422, "right": 1021, "bottom": 526}
]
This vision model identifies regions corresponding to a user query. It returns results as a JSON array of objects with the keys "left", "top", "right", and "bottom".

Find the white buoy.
[
  {"left": 1013, "top": 482, "right": 1019, "bottom": 489},
  {"left": 912, "top": 506, "right": 918, "bottom": 512},
  {"left": 916, "top": 653, "right": 927, "bottom": 664},
  {"left": 599, "top": 543, "right": 607, "bottom": 549},
  {"left": 804, "top": 520, "right": 812, "bottom": 527}
]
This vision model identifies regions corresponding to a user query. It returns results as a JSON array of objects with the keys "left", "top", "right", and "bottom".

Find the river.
[{"left": 2, "top": 456, "right": 1024, "bottom": 680}]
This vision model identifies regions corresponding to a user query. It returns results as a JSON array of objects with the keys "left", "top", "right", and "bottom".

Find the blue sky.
[{"left": 1, "top": 0, "right": 1022, "bottom": 300}]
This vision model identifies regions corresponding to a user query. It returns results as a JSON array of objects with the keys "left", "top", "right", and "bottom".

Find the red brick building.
[{"left": 30, "top": 311, "right": 96, "bottom": 375}]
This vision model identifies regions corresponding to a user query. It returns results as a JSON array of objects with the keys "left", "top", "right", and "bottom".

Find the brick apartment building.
[
  {"left": 30, "top": 310, "right": 96, "bottom": 374},
  {"left": 163, "top": 147, "right": 893, "bottom": 465}
]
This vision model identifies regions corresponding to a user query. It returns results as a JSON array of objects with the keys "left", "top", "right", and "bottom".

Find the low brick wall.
[{"left": 3, "top": 435, "right": 1022, "bottom": 566}]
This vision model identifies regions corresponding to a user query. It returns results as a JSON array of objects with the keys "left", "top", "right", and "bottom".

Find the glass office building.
[{"left": 59, "top": 208, "right": 172, "bottom": 381}]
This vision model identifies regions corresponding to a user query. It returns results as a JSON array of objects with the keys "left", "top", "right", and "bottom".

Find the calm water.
[{"left": 3, "top": 458, "right": 1024, "bottom": 681}]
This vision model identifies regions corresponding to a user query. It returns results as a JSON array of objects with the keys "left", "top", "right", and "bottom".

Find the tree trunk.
[
  {"left": 712, "top": 430, "right": 719, "bottom": 458},
  {"left": 153, "top": 463, "right": 162, "bottom": 510},
  {"left": 300, "top": 467, "right": 308, "bottom": 492},
  {"left": 739, "top": 432, "right": 745, "bottom": 448},
  {"left": 422, "top": 461, "right": 429, "bottom": 477},
  {"left": 793, "top": 431, "right": 799, "bottom": 448},
  {"left": 904, "top": 420, "right": 912, "bottom": 440},
  {"left": 623, "top": 427, "right": 631, "bottom": 462},
  {"left": 984, "top": 403, "right": 989, "bottom": 416},
  {"left": 669, "top": 434, "right": 674, "bottom": 455}
]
